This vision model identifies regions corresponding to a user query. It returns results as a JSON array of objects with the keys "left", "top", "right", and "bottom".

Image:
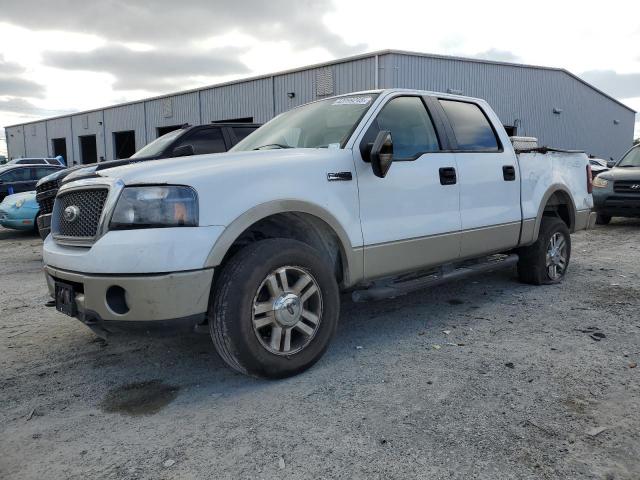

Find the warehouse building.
[{"left": 4, "top": 49, "right": 636, "bottom": 164}]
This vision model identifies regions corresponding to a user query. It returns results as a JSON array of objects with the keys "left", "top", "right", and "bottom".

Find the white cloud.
[{"left": 1, "top": 0, "right": 639, "bottom": 156}]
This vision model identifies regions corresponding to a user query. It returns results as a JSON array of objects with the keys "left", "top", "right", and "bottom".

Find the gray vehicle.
[{"left": 592, "top": 144, "right": 640, "bottom": 224}]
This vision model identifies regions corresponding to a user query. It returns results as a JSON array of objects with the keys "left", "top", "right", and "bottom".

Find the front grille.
[
  {"left": 36, "top": 180, "right": 60, "bottom": 215},
  {"left": 613, "top": 181, "right": 640, "bottom": 194},
  {"left": 52, "top": 188, "right": 109, "bottom": 240}
]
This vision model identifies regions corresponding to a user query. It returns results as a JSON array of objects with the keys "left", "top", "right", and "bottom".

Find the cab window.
[
  {"left": 439, "top": 100, "right": 500, "bottom": 151},
  {"left": 363, "top": 96, "right": 440, "bottom": 160}
]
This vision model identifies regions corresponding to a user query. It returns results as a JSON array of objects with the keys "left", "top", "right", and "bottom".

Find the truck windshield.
[
  {"left": 618, "top": 146, "right": 640, "bottom": 167},
  {"left": 231, "top": 94, "right": 379, "bottom": 151},
  {"left": 130, "top": 128, "right": 185, "bottom": 159}
]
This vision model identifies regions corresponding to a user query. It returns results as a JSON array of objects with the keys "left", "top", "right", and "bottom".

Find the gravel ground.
[{"left": 1, "top": 221, "right": 639, "bottom": 480}]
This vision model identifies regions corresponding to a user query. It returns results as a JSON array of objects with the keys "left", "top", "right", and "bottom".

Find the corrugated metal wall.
[
  {"left": 145, "top": 92, "right": 200, "bottom": 141},
  {"left": 23, "top": 122, "right": 48, "bottom": 157},
  {"left": 273, "top": 57, "right": 376, "bottom": 114},
  {"left": 70, "top": 111, "right": 106, "bottom": 165},
  {"left": 380, "top": 52, "right": 635, "bottom": 160},
  {"left": 104, "top": 102, "right": 146, "bottom": 159},
  {"left": 5, "top": 125, "right": 26, "bottom": 159},
  {"left": 4, "top": 52, "right": 635, "bottom": 162},
  {"left": 201, "top": 78, "right": 273, "bottom": 123},
  {"left": 46, "top": 117, "right": 73, "bottom": 164}
]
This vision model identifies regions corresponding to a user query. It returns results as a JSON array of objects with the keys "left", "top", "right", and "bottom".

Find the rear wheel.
[
  {"left": 595, "top": 213, "right": 611, "bottom": 225},
  {"left": 517, "top": 217, "right": 571, "bottom": 285},
  {"left": 210, "top": 238, "right": 340, "bottom": 378}
]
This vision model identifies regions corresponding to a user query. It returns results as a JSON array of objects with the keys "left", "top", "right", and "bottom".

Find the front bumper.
[
  {"left": 592, "top": 190, "right": 640, "bottom": 217},
  {"left": 0, "top": 208, "right": 38, "bottom": 231},
  {"left": 44, "top": 265, "right": 214, "bottom": 323}
]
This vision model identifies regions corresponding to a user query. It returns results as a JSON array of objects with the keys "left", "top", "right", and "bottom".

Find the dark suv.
[
  {"left": 592, "top": 144, "right": 640, "bottom": 224},
  {"left": 0, "top": 164, "right": 64, "bottom": 202},
  {"left": 35, "top": 122, "right": 260, "bottom": 238}
]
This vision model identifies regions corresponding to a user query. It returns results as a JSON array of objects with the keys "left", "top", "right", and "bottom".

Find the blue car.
[{"left": 0, "top": 191, "right": 40, "bottom": 233}]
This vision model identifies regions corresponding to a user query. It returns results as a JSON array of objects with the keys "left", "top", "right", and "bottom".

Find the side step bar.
[{"left": 352, "top": 253, "right": 519, "bottom": 302}]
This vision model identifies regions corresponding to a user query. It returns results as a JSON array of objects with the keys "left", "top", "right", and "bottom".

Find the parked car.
[
  {"left": 592, "top": 144, "right": 640, "bottom": 224},
  {"left": 0, "top": 191, "right": 40, "bottom": 232},
  {"left": 8, "top": 157, "right": 65, "bottom": 166},
  {"left": 588, "top": 156, "right": 609, "bottom": 179},
  {"left": 43, "top": 89, "right": 594, "bottom": 378},
  {"left": 0, "top": 164, "right": 64, "bottom": 202},
  {"left": 35, "top": 122, "right": 260, "bottom": 238}
]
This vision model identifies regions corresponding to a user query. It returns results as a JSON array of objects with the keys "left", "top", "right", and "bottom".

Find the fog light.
[{"left": 106, "top": 285, "right": 129, "bottom": 315}]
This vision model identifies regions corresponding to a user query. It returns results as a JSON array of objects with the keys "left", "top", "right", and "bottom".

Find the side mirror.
[
  {"left": 370, "top": 130, "right": 393, "bottom": 178},
  {"left": 606, "top": 160, "right": 617, "bottom": 169},
  {"left": 172, "top": 144, "right": 195, "bottom": 157}
]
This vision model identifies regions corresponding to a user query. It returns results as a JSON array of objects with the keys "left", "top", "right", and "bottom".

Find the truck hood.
[
  {"left": 94, "top": 148, "right": 338, "bottom": 185},
  {"left": 599, "top": 166, "right": 640, "bottom": 181}
]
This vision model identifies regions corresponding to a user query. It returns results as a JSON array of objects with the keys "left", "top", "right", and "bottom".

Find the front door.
[
  {"left": 353, "top": 94, "right": 462, "bottom": 280},
  {"left": 437, "top": 99, "right": 522, "bottom": 258}
]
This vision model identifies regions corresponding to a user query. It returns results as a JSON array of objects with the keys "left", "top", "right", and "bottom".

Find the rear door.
[
  {"left": 353, "top": 94, "right": 462, "bottom": 279},
  {"left": 437, "top": 99, "right": 521, "bottom": 258}
]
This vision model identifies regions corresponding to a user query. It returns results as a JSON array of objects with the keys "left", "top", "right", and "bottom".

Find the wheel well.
[
  {"left": 220, "top": 212, "right": 346, "bottom": 284},
  {"left": 542, "top": 190, "right": 574, "bottom": 230}
]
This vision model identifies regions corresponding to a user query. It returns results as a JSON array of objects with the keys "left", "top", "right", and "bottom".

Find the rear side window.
[
  {"left": 232, "top": 127, "right": 258, "bottom": 142},
  {"left": 33, "top": 167, "right": 58, "bottom": 179},
  {"left": 175, "top": 127, "right": 226, "bottom": 155},
  {"left": 365, "top": 96, "right": 440, "bottom": 160},
  {"left": 439, "top": 100, "right": 500, "bottom": 151},
  {"left": 1, "top": 168, "right": 30, "bottom": 182}
]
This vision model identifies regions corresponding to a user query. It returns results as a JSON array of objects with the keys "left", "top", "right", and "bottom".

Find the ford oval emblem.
[{"left": 63, "top": 205, "right": 81, "bottom": 223}]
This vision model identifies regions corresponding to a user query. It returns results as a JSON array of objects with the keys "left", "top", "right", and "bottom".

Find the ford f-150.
[{"left": 42, "top": 89, "right": 596, "bottom": 378}]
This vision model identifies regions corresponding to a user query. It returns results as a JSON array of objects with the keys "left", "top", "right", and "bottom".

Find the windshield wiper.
[
  {"left": 618, "top": 164, "right": 639, "bottom": 168},
  {"left": 252, "top": 144, "right": 293, "bottom": 150}
]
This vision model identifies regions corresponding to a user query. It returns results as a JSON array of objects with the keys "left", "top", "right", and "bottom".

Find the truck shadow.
[{"left": 71, "top": 268, "right": 522, "bottom": 413}]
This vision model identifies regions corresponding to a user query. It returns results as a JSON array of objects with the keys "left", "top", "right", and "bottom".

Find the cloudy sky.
[{"left": 1, "top": 0, "right": 639, "bottom": 156}]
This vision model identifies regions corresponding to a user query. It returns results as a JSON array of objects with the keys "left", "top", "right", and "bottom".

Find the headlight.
[
  {"left": 110, "top": 186, "right": 198, "bottom": 229},
  {"left": 592, "top": 177, "right": 609, "bottom": 188},
  {"left": 14, "top": 199, "right": 25, "bottom": 208}
]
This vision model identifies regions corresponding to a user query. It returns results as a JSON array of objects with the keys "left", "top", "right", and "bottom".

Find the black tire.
[
  {"left": 517, "top": 216, "right": 571, "bottom": 285},
  {"left": 595, "top": 213, "right": 611, "bottom": 225},
  {"left": 210, "top": 238, "right": 340, "bottom": 379}
]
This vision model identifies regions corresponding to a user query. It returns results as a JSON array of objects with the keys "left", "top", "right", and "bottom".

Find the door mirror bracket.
[{"left": 370, "top": 130, "right": 394, "bottom": 178}]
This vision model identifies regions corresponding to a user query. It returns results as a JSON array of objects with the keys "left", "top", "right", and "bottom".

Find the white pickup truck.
[{"left": 43, "top": 89, "right": 595, "bottom": 378}]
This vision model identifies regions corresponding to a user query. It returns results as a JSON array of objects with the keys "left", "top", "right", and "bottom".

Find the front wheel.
[
  {"left": 517, "top": 217, "right": 571, "bottom": 285},
  {"left": 595, "top": 213, "right": 611, "bottom": 225},
  {"left": 210, "top": 239, "right": 340, "bottom": 379}
]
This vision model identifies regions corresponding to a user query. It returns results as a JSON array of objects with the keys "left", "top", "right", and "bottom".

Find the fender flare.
[
  {"left": 204, "top": 200, "right": 364, "bottom": 287},
  {"left": 532, "top": 184, "right": 577, "bottom": 240}
]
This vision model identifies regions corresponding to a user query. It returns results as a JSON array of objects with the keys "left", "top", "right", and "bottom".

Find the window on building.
[
  {"left": 157, "top": 125, "right": 183, "bottom": 137},
  {"left": 113, "top": 131, "right": 136, "bottom": 159},
  {"left": 439, "top": 100, "right": 500, "bottom": 151},
  {"left": 52, "top": 138, "right": 67, "bottom": 161},
  {"left": 79, "top": 135, "right": 98, "bottom": 164}
]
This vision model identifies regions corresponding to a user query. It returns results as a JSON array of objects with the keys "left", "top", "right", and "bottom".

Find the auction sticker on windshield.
[{"left": 332, "top": 96, "right": 372, "bottom": 105}]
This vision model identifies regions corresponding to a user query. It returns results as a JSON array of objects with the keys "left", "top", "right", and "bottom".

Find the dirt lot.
[{"left": 1, "top": 221, "right": 639, "bottom": 480}]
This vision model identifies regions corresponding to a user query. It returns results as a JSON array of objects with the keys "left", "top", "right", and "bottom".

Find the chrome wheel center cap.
[{"left": 273, "top": 293, "right": 302, "bottom": 327}]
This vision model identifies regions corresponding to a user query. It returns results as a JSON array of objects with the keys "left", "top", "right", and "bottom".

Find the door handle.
[
  {"left": 439, "top": 167, "right": 457, "bottom": 185},
  {"left": 503, "top": 165, "right": 516, "bottom": 181}
]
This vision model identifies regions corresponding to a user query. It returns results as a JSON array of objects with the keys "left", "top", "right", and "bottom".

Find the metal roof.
[{"left": 5, "top": 49, "right": 635, "bottom": 128}]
